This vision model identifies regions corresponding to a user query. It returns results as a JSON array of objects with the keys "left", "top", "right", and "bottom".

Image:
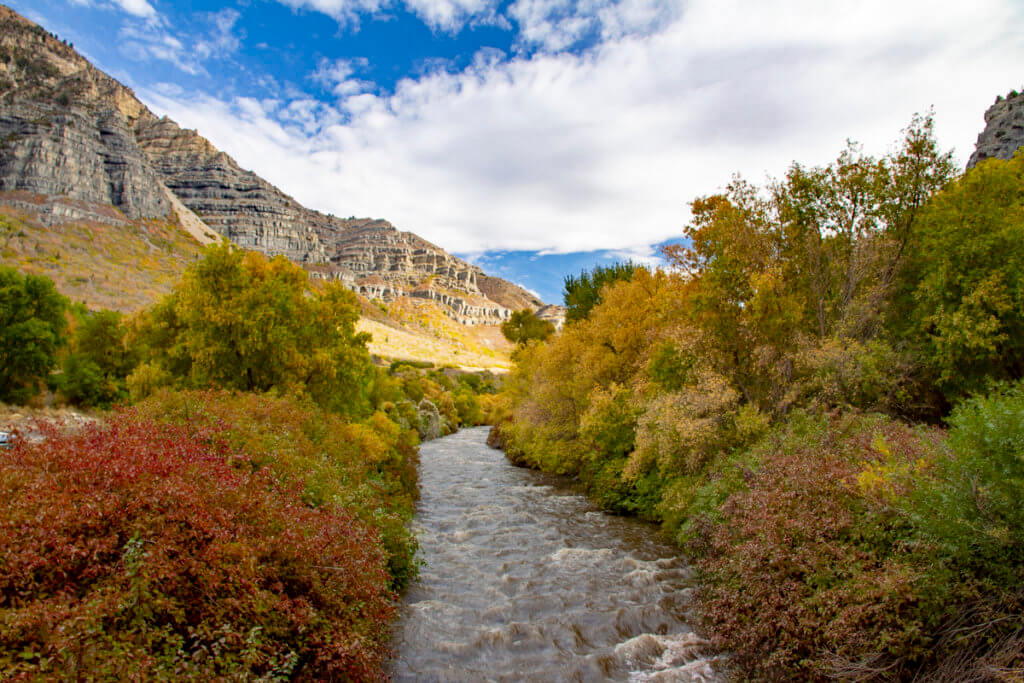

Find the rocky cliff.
[
  {"left": 0, "top": 5, "right": 540, "bottom": 324},
  {"left": 968, "top": 89, "right": 1024, "bottom": 168}
]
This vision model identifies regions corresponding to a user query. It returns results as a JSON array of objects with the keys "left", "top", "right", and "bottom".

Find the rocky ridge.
[
  {"left": 968, "top": 89, "right": 1024, "bottom": 168},
  {"left": 0, "top": 5, "right": 541, "bottom": 324}
]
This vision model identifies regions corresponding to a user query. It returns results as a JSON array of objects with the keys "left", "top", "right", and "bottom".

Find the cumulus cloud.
[
  {"left": 274, "top": 0, "right": 390, "bottom": 28},
  {"left": 139, "top": 0, "right": 1024, "bottom": 256},
  {"left": 509, "top": 0, "right": 678, "bottom": 52},
  {"left": 111, "top": 0, "right": 156, "bottom": 19}
]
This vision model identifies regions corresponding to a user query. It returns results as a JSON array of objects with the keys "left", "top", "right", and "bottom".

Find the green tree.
[
  {"left": 501, "top": 309, "right": 555, "bottom": 345},
  {"left": 132, "top": 245, "right": 373, "bottom": 416},
  {"left": 58, "top": 308, "right": 137, "bottom": 407},
  {"left": 893, "top": 150, "right": 1024, "bottom": 401},
  {"left": 562, "top": 262, "right": 637, "bottom": 323},
  {"left": 0, "top": 267, "right": 67, "bottom": 403}
]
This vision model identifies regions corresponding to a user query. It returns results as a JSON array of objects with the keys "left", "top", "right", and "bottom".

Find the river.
[{"left": 389, "top": 427, "right": 721, "bottom": 682}]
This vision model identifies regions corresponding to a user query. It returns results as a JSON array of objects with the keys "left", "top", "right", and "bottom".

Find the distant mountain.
[
  {"left": 0, "top": 4, "right": 545, "bottom": 325},
  {"left": 968, "top": 88, "right": 1024, "bottom": 168}
]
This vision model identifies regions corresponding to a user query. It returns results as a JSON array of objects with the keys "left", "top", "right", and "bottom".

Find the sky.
[{"left": 12, "top": 0, "right": 1024, "bottom": 303}]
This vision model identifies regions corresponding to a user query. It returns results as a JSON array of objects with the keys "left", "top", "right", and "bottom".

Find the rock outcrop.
[
  {"left": 0, "top": 5, "right": 544, "bottom": 325},
  {"left": 0, "top": 8, "right": 175, "bottom": 219},
  {"left": 535, "top": 304, "right": 567, "bottom": 330},
  {"left": 478, "top": 273, "right": 544, "bottom": 311},
  {"left": 968, "top": 89, "right": 1024, "bottom": 168}
]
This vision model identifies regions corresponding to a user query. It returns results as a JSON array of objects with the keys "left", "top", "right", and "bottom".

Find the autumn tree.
[
  {"left": 663, "top": 114, "right": 954, "bottom": 414},
  {"left": 131, "top": 245, "right": 373, "bottom": 416}
]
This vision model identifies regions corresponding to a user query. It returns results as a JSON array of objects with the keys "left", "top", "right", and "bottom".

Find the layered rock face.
[
  {"left": 0, "top": 5, "right": 542, "bottom": 325},
  {"left": 968, "top": 90, "right": 1024, "bottom": 168},
  {"left": 478, "top": 273, "right": 543, "bottom": 311},
  {"left": 132, "top": 113, "right": 329, "bottom": 264},
  {"left": 0, "top": 12, "right": 170, "bottom": 218}
]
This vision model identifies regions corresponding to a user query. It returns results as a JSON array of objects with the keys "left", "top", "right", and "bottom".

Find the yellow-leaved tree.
[{"left": 129, "top": 244, "right": 373, "bottom": 416}]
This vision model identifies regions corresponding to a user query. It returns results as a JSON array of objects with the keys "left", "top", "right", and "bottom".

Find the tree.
[
  {"left": 662, "top": 115, "right": 954, "bottom": 414},
  {"left": 132, "top": 245, "right": 373, "bottom": 416},
  {"left": 0, "top": 267, "right": 67, "bottom": 403},
  {"left": 501, "top": 309, "right": 555, "bottom": 345},
  {"left": 58, "top": 308, "right": 137, "bottom": 407},
  {"left": 562, "top": 262, "right": 637, "bottom": 323},
  {"left": 893, "top": 150, "right": 1024, "bottom": 401}
]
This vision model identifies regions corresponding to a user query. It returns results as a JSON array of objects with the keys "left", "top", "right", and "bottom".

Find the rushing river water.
[{"left": 389, "top": 427, "right": 721, "bottom": 682}]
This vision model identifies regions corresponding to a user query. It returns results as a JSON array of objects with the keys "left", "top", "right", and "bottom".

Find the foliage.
[
  {"left": 131, "top": 245, "right": 373, "bottom": 417},
  {"left": 695, "top": 408, "right": 1024, "bottom": 680},
  {"left": 909, "top": 381, "right": 1024, "bottom": 569},
  {"left": 129, "top": 390, "right": 420, "bottom": 590},
  {"left": 892, "top": 150, "right": 1024, "bottom": 402},
  {"left": 500, "top": 309, "right": 555, "bottom": 345},
  {"left": 662, "top": 116, "right": 954, "bottom": 416},
  {"left": 562, "top": 261, "right": 636, "bottom": 323},
  {"left": 694, "top": 414, "right": 948, "bottom": 679},
  {"left": 0, "top": 414, "right": 397, "bottom": 680},
  {"left": 0, "top": 267, "right": 67, "bottom": 403},
  {"left": 495, "top": 115, "right": 1024, "bottom": 678},
  {"left": 57, "top": 307, "right": 136, "bottom": 408}
]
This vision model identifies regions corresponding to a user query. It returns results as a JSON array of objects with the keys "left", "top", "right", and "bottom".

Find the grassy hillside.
[
  {"left": 359, "top": 296, "right": 513, "bottom": 371},
  {"left": 0, "top": 193, "right": 203, "bottom": 311}
]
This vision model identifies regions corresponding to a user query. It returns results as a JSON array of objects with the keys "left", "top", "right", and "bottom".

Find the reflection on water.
[{"left": 390, "top": 427, "right": 721, "bottom": 682}]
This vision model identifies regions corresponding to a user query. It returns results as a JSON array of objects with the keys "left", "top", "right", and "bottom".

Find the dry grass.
[
  {"left": 0, "top": 195, "right": 204, "bottom": 311},
  {"left": 357, "top": 297, "right": 512, "bottom": 371}
]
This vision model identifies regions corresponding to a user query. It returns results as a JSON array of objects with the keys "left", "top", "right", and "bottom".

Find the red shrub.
[
  {"left": 0, "top": 416, "right": 395, "bottom": 680},
  {"left": 696, "top": 416, "right": 942, "bottom": 680}
]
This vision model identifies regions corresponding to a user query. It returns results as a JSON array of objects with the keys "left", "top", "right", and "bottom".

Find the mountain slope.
[{"left": 0, "top": 4, "right": 541, "bottom": 326}]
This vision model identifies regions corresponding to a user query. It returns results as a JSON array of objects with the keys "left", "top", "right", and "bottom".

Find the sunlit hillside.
[
  {"left": 358, "top": 296, "right": 513, "bottom": 371},
  {"left": 0, "top": 193, "right": 204, "bottom": 311}
]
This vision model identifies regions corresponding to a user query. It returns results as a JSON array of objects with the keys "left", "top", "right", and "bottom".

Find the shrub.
[
  {"left": 924, "top": 382, "right": 1024, "bottom": 564},
  {"left": 695, "top": 414, "right": 946, "bottom": 679},
  {"left": 130, "top": 390, "right": 420, "bottom": 590},
  {"left": 0, "top": 416, "right": 396, "bottom": 680}
]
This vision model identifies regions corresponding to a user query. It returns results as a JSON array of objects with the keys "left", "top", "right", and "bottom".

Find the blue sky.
[{"left": 12, "top": 0, "right": 1024, "bottom": 303}]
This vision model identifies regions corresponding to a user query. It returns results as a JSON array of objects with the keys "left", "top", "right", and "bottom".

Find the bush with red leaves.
[
  {"left": 0, "top": 415, "right": 396, "bottom": 680},
  {"left": 696, "top": 414, "right": 943, "bottom": 680},
  {"left": 695, "top": 411, "right": 1024, "bottom": 680}
]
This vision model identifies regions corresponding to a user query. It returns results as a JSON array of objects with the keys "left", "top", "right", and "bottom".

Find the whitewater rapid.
[{"left": 389, "top": 427, "right": 721, "bottom": 682}]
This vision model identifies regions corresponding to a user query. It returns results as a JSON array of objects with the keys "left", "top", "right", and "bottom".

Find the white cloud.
[
  {"left": 274, "top": 0, "right": 390, "bottom": 28},
  {"left": 111, "top": 0, "right": 156, "bottom": 19},
  {"left": 118, "top": 7, "right": 244, "bottom": 75},
  {"left": 275, "top": 0, "right": 506, "bottom": 33},
  {"left": 139, "top": 0, "right": 1024, "bottom": 256},
  {"left": 507, "top": 0, "right": 678, "bottom": 52},
  {"left": 195, "top": 9, "right": 242, "bottom": 61},
  {"left": 311, "top": 57, "right": 374, "bottom": 98},
  {"left": 402, "top": 0, "right": 504, "bottom": 32}
]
